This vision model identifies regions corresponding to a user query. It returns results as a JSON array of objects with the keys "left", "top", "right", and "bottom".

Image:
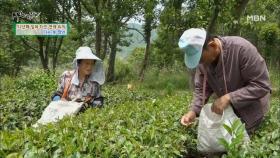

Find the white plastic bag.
[
  {"left": 33, "top": 100, "right": 83, "bottom": 127},
  {"left": 197, "top": 103, "right": 250, "bottom": 153}
]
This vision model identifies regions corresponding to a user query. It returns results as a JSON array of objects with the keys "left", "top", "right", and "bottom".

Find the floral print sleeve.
[
  {"left": 52, "top": 70, "right": 101, "bottom": 101},
  {"left": 58, "top": 71, "right": 74, "bottom": 93},
  {"left": 51, "top": 71, "right": 74, "bottom": 100}
]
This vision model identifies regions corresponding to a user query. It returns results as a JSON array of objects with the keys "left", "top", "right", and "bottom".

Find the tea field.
[{"left": 0, "top": 70, "right": 279, "bottom": 157}]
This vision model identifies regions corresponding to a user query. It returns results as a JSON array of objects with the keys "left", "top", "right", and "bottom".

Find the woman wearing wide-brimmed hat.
[{"left": 51, "top": 46, "right": 105, "bottom": 106}]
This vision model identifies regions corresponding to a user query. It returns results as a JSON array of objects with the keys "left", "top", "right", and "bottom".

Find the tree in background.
[
  {"left": 138, "top": 0, "right": 159, "bottom": 82},
  {"left": 153, "top": 0, "right": 185, "bottom": 69},
  {"left": 0, "top": 0, "right": 279, "bottom": 83},
  {"left": 240, "top": 0, "right": 280, "bottom": 68},
  {"left": 5, "top": 0, "right": 67, "bottom": 72},
  {"left": 81, "top": 0, "right": 105, "bottom": 57},
  {"left": 0, "top": 1, "right": 36, "bottom": 75},
  {"left": 105, "top": 0, "right": 142, "bottom": 82},
  {"left": 153, "top": 0, "right": 213, "bottom": 88}
]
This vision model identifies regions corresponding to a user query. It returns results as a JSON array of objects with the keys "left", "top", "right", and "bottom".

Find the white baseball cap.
[{"left": 178, "top": 28, "right": 206, "bottom": 69}]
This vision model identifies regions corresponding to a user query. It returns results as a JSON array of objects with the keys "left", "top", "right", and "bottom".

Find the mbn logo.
[{"left": 247, "top": 15, "right": 266, "bottom": 22}]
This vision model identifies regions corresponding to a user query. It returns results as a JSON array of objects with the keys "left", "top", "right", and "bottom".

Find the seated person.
[{"left": 52, "top": 46, "right": 105, "bottom": 107}]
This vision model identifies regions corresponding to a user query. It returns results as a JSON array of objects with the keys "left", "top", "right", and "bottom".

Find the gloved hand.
[{"left": 53, "top": 95, "right": 61, "bottom": 101}]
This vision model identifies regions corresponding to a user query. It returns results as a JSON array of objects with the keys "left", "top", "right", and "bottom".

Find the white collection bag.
[
  {"left": 197, "top": 103, "right": 250, "bottom": 153},
  {"left": 33, "top": 100, "right": 83, "bottom": 127}
]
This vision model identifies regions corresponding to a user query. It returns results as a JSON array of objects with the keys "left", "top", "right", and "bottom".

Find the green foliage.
[
  {"left": 0, "top": 1, "right": 279, "bottom": 156},
  {"left": 114, "top": 58, "right": 135, "bottom": 82},
  {"left": 127, "top": 47, "right": 145, "bottom": 68},
  {"left": 240, "top": 98, "right": 280, "bottom": 157},
  {"left": 270, "top": 67, "right": 280, "bottom": 97},
  {"left": 16, "top": 71, "right": 57, "bottom": 91},
  {"left": 219, "top": 119, "right": 248, "bottom": 158},
  {"left": 259, "top": 23, "right": 280, "bottom": 45},
  {"left": 0, "top": 72, "right": 197, "bottom": 157},
  {"left": 139, "top": 67, "right": 189, "bottom": 94},
  {"left": 0, "top": 70, "right": 57, "bottom": 130},
  {"left": 239, "top": 0, "right": 280, "bottom": 66},
  {"left": 0, "top": 49, "right": 14, "bottom": 76},
  {"left": 0, "top": 68, "right": 279, "bottom": 157},
  {"left": 218, "top": 98, "right": 280, "bottom": 158}
]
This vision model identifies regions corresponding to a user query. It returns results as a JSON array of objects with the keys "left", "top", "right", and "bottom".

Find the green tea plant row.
[
  {"left": 0, "top": 70, "right": 197, "bottom": 157},
  {"left": 0, "top": 70, "right": 157, "bottom": 131},
  {"left": 1, "top": 82, "right": 198, "bottom": 157},
  {"left": 0, "top": 70, "right": 279, "bottom": 157}
]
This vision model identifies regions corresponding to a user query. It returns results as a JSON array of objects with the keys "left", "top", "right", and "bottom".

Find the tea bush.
[
  {"left": 0, "top": 70, "right": 57, "bottom": 130},
  {"left": 1, "top": 94, "right": 199, "bottom": 157},
  {"left": 0, "top": 70, "right": 160, "bottom": 131},
  {"left": 0, "top": 71, "right": 198, "bottom": 157},
  {"left": 0, "top": 70, "right": 279, "bottom": 157}
]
